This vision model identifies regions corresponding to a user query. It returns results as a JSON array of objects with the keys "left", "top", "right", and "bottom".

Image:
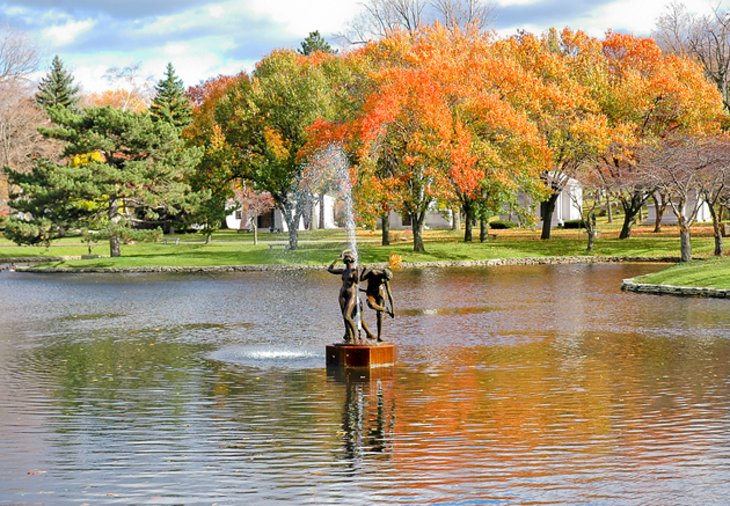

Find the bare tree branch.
[
  {"left": 653, "top": 2, "right": 730, "bottom": 110},
  {"left": 339, "top": 0, "right": 494, "bottom": 45},
  {"left": 0, "top": 25, "right": 38, "bottom": 84}
]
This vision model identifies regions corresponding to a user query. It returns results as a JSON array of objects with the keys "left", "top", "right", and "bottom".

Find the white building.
[
  {"left": 500, "top": 177, "right": 583, "bottom": 227},
  {"left": 540, "top": 177, "right": 583, "bottom": 227},
  {"left": 225, "top": 195, "right": 338, "bottom": 232},
  {"left": 385, "top": 203, "right": 453, "bottom": 230},
  {"left": 643, "top": 191, "right": 712, "bottom": 225}
]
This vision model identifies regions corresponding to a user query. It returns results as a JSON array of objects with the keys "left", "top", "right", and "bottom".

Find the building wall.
[
  {"left": 643, "top": 191, "right": 712, "bottom": 225},
  {"left": 500, "top": 178, "right": 583, "bottom": 227},
  {"left": 551, "top": 179, "right": 583, "bottom": 226},
  {"left": 225, "top": 194, "right": 337, "bottom": 231},
  {"left": 385, "top": 204, "right": 453, "bottom": 230}
]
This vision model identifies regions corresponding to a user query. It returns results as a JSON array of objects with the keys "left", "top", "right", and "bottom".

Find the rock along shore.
[
  {"left": 621, "top": 278, "right": 730, "bottom": 299},
  {"left": 11, "top": 255, "right": 679, "bottom": 274}
]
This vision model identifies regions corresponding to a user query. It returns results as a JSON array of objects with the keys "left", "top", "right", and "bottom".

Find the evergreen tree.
[
  {"left": 35, "top": 55, "right": 80, "bottom": 110},
  {"left": 4, "top": 106, "right": 202, "bottom": 257},
  {"left": 298, "top": 31, "right": 336, "bottom": 55},
  {"left": 150, "top": 63, "right": 192, "bottom": 129}
]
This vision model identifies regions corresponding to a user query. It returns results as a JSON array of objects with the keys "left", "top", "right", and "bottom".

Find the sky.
[{"left": 0, "top": 0, "right": 722, "bottom": 94}]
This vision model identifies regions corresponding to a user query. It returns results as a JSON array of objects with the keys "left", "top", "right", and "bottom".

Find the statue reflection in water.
[{"left": 331, "top": 368, "right": 396, "bottom": 465}]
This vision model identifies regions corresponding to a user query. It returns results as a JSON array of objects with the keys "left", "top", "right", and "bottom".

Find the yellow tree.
[
  {"left": 495, "top": 29, "right": 612, "bottom": 240},
  {"left": 596, "top": 32, "right": 725, "bottom": 240}
]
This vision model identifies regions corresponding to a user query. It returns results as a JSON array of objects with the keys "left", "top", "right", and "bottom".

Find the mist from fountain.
[{"left": 312, "top": 143, "right": 362, "bottom": 335}]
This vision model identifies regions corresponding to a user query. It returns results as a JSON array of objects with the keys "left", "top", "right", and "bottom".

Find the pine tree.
[
  {"left": 150, "top": 63, "right": 192, "bottom": 129},
  {"left": 35, "top": 55, "right": 80, "bottom": 110},
  {"left": 298, "top": 31, "right": 336, "bottom": 55},
  {"left": 4, "top": 106, "right": 202, "bottom": 257}
]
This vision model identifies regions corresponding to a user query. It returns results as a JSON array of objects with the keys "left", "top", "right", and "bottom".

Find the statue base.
[{"left": 326, "top": 342, "right": 396, "bottom": 369}]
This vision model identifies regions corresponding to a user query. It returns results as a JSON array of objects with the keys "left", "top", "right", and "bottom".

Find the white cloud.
[
  {"left": 495, "top": 0, "right": 719, "bottom": 38},
  {"left": 208, "top": 5, "right": 225, "bottom": 18},
  {"left": 42, "top": 18, "right": 96, "bottom": 47},
  {"left": 495, "top": 0, "right": 541, "bottom": 5},
  {"left": 245, "top": 0, "right": 361, "bottom": 36},
  {"left": 583, "top": 0, "right": 715, "bottom": 36}
]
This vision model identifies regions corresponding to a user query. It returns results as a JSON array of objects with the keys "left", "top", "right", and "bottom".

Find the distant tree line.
[{"left": 1, "top": 0, "right": 730, "bottom": 262}]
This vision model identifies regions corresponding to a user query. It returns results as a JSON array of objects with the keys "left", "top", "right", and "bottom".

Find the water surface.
[{"left": 1, "top": 264, "right": 730, "bottom": 504}]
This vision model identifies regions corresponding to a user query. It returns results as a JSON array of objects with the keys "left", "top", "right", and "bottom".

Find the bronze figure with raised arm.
[
  {"left": 360, "top": 266, "right": 394, "bottom": 342},
  {"left": 327, "top": 250, "right": 376, "bottom": 343}
]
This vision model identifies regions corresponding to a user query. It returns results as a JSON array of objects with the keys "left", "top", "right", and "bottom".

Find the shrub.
[
  {"left": 489, "top": 220, "right": 517, "bottom": 229},
  {"left": 562, "top": 219, "right": 586, "bottom": 229}
]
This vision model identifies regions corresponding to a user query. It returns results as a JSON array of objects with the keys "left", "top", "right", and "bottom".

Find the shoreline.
[
  {"left": 9, "top": 255, "right": 680, "bottom": 274},
  {"left": 9, "top": 255, "right": 729, "bottom": 300},
  {"left": 621, "top": 278, "right": 730, "bottom": 299}
]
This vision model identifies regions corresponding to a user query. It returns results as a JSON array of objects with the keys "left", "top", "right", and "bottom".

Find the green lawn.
[
  {"left": 633, "top": 257, "right": 730, "bottom": 289},
  {"left": 0, "top": 226, "right": 717, "bottom": 269}
]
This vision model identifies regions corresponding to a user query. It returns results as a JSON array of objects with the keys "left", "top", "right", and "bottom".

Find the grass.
[
  {"left": 0, "top": 223, "right": 719, "bottom": 270},
  {"left": 633, "top": 257, "right": 730, "bottom": 289}
]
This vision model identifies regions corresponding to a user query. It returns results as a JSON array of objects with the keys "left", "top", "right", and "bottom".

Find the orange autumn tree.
[
  {"left": 430, "top": 27, "right": 549, "bottom": 242},
  {"left": 303, "top": 29, "right": 455, "bottom": 253},
  {"left": 595, "top": 31, "right": 724, "bottom": 240},
  {"left": 495, "top": 29, "right": 613, "bottom": 240},
  {"left": 317, "top": 26, "right": 548, "bottom": 250},
  {"left": 363, "top": 66, "right": 454, "bottom": 252},
  {"left": 83, "top": 89, "right": 149, "bottom": 112}
]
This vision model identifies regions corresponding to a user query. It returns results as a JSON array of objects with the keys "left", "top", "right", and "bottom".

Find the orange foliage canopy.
[
  {"left": 84, "top": 89, "right": 149, "bottom": 112},
  {"left": 307, "top": 25, "right": 551, "bottom": 239}
]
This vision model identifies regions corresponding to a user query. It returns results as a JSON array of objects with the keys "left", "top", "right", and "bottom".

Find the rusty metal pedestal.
[{"left": 326, "top": 343, "right": 396, "bottom": 369}]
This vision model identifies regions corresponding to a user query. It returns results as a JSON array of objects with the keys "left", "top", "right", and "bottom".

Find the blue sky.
[{"left": 0, "top": 0, "right": 719, "bottom": 93}]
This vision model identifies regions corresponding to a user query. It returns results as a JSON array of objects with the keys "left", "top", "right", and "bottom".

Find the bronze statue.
[
  {"left": 328, "top": 250, "right": 394, "bottom": 344},
  {"left": 360, "top": 266, "right": 394, "bottom": 342},
  {"left": 328, "top": 250, "right": 368, "bottom": 343}
]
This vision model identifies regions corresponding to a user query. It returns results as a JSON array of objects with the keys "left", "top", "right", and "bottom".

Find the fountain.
[{"left": 322, "top": 143, "right": 396, "bottom": 369}]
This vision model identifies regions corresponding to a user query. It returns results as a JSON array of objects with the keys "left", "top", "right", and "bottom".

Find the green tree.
[
  {"left": 298, "top": 31, "right": 336, "bottom": 55},
  {"left": 216, "top": 50, "right": 343, "bottom": 250},
  {"left": 35, "top": 55, "right": 80, "bottom": 110},
  {"left": 4, "top": 106, "right": 202, "bottom": 257},
  {"left": 185, "top": 74, "right": 243, "bottom": 242},
  {"left": 150, "top": 63, "right": 192, "bottom": 129}
]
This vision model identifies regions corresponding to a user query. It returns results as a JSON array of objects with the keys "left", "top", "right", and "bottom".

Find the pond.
[{"left": 1, "top": 263, "right": 730, "bottom": 504}]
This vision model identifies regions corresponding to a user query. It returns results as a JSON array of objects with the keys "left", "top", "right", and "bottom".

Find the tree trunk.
[
  {"left": 652, "top": 193, "right": 665, "bottom": 233},
  {"left": 618, "top": 191, "right": 646, "bottom": 240},
  {"left": 479, "top": 214, "right": 488, "bottom": 243},
  {"left": 304, "top": 199, "right": 314, "bottom": 231},
  {"left": 540, "top": 193, "right": 559, "bottom": 240},
  {"left": 606, "top": 193, "right": 613, "bottom": 224},
  {"left": 280, "top": 202, "right": 300, "bottom": 250},
  {"left": 411, "top": 210, "right": 426, "bottom": 253},
  {"left": 451, "top": 207, "right": 460, "bottom": 231},
  {"left": 287, "top": 225, "right": 298, "bottom": 250},
  {"left": 587, "top": 227, "right": 596, "bottom": 252},
  {"left": 679, "top": 225, "right": 692, "bottom": 262},
  {"left": 108, "top": 196, "right": 121, "bottom": 257},
  {"left": 381, "top": 214, "right": 390, "bottom": 246},
  {"left": 319, "top": 197, "right": 326, "bottom": 230},
  {"left": 253, "top": 219, "right": 259, "bottom": 246},
  {"left": 708, "top": 201, "right": 723, "bottom": 257},
  {"left": 109, "top": 234, "right": 121, "bottom": 257},
  {"left": 618, "top": 214, "right": 633, "bottom": 240},
  {"left": 463, "top": 201, "right": 474, "bottom": 242}
]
